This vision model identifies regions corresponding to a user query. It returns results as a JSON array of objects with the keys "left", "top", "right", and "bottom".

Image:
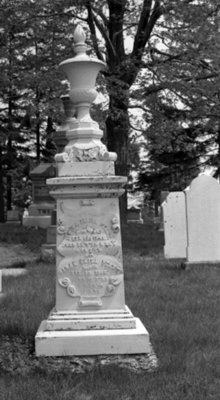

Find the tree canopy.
[{"left": 0, "top": 0, "right": 220, "bottom": 220}]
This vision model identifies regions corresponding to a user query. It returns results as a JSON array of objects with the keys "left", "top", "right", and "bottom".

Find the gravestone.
[
  {"left": 23, "top": 164, "right": 56, "bottom": 228},
  {"left": 35, "top": 25, "right": 151, "bottom": 357},
  {"left": 6, "top": 208, "right": 21, "bottom": 223},
  {"left": 185, "top": 174, "right": 220, "bottom": 263},
  {"left": 127, "top": 192, "right": 144, "bottom": 224},
  {"left": 127, "top": 207, "right": 143, "bottom": 224},
  {"left": 163, "top": 192, "right": 187, "bottom": 259},
  {"left": 41, "top": 97, "right": 72, "bottom": 260}
]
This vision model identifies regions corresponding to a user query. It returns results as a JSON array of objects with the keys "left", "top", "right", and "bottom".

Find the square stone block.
[{"left": 35, "top": 317, "right": 150, "bottom": 357}]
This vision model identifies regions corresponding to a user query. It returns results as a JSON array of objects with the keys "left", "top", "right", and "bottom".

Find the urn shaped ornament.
[{"left": 55, "top": 25, "right": 116, "bottom": 163}]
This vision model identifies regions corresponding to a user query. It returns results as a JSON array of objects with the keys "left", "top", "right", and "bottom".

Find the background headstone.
[
  {"left": 163, "top": 192, "right": 187, "bottom": 259},
  {"left": 127, "top": 192, "right": 144, "bottom": 224},
  {"left": 23, "top": 164, "right": 56, "bottom": 228},
  {"left": 185, "top": 174, "right": 220, "bottom": 263}
]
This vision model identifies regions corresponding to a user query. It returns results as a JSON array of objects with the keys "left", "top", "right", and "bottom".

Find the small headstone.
[
  {"left": 127, "top": 207, "right": 143, "bottom": 224},
  {"left": 23, "top": 164, "right": 56, "bottom": 228},
  {"left": 7, "top": 209, "right": 20, "bottom": 222},
  {"left": 163, "top": 192, "right": 187, "bottom": 259},
  {"left": 127, "top": 192, "right": 144, "bottom": 224},
  {"left": 185, "top": 174, "right": 220, "bottom": 263}
]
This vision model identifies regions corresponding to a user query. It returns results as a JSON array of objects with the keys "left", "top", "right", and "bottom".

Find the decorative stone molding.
[
  {"left": 55, "top": 145, "right": 117, "bottom": 163},
  {"left": 47, "top": 176, "right": 127, "bottom": 199}
]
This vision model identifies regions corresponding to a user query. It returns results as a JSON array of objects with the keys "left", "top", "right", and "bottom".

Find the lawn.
[{"left": 0, "top": 221, "right": 219, "bottom": 399}]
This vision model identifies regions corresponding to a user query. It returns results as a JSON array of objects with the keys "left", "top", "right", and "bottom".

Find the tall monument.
[{"left": 35, "top": 25, "right": 151, "bottom": 356}]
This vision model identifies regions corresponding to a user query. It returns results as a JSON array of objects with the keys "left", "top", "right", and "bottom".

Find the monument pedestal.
[{"left": 35, "top": 173, "right": 150, "bottom": 356}]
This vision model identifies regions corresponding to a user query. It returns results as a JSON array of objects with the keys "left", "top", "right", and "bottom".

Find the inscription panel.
[{"left": 57, "top": 217, "right": 122, "bottom": 308}]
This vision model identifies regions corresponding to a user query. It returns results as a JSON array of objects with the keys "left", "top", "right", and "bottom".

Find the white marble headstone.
[
  {"left": 163, "top": 192, "right": 187, "bottom": 259},
  {"left": 35, "top": 25, "right": 151, "bottom": 357},
  {"left": 185, "top": 174, "right": 220, "bottom": 263}
]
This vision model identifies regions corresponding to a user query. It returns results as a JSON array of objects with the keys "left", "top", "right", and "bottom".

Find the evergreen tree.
[
  {"left": 70, "top": 0, "right": 220, "bottom": 218},
  {"left": 0, "top": 0, "right": 220, "bottom": 220}
]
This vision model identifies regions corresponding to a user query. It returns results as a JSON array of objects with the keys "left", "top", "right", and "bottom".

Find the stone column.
[{"left": 35, "top": 25, "right": 150, "bottom": 357}]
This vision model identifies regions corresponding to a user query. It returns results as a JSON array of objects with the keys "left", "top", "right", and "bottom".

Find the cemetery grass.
[{"left": 0, "top": 223, "right": 220, "bottom": 399}]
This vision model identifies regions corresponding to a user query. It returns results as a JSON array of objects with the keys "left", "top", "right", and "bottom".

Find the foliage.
[
  {"left": 137, "top": 103, "right": 207, "bottom": 195},
  {"left": 0, "top": 0, "right": 77, "bottom": 215},
  {"left": 0, "top": 0, "right": 220, "bottom": 218},
  {"left": 133, "top": 0, "right": 220, "bottom": 196}
]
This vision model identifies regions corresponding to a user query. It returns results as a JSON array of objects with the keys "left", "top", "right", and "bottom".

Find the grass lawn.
[{"left": 0, "top": 221, "right": 220, "bottom": 399}]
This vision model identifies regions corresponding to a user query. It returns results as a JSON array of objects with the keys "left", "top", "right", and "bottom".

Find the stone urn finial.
[
  {"left": 73, "top": 25, "right": 89, "bottom": 60},
  {"left": 73, "top": 25, "right": 87, "bottom": 58},
  {"left": 56, "top": 24, "right": 117, "bottom": 164}
]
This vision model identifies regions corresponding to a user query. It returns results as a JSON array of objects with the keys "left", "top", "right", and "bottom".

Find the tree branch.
[
  {"left": 133, "top": 0, "right": 152, "bottom": 55},
  {"left": 92, "top": 12, "right": 116, "bottom": 59},
  {"left": 129, "top": 120, "right": 144, "bottom": 132},
  {"left": 91, "top": 4, "right": 109, "bottom": 28},
  {"left": 107, "top": 0, "right": 126, "bottom": 60},
  {"left": 128, "top": 104, "right": 150, "bottom": 113},
  {"left": 85, "top": 1, "right": 105, "bottom": 61},
  {"left": 143, "top": 0, "right": 162, "bottom": 44},
  {"left": 132, "top": 0, "right": 162, "bottom": 59}
]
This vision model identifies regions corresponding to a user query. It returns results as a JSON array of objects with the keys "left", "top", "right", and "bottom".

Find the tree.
[
  {"left": 134, "top": 0, "right": 220, "bottom": 196},
  {"left": 80, "top": 0, "right": 163, "bottom": 218},
  {"left": 137, "top": 97, "right": 211, "bottom": 199},
  {"left": 70, "top": 0, "right": 220, "bottom": 218},
  {"left": 1, "top": 0, "right": 220, "bottom": 221},
  {"left": 0, "top": 0, "right": 77, "bottom": 213},
  {"left": 0, "top": 0, "right": 30, "bottom": 211}
]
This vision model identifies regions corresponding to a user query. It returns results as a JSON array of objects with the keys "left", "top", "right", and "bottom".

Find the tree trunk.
[
  {"left": 6, "top": 136, "right": 12, "bottom": 211},
  {"left": 36, "top": 111, "right": 41, "bottom": 163},
  {"left": 7, "top": 174, "right": 12, "bottom": 211},
  {"left": 106, "top": 91, "right": 129, "bottom": 223},
  {"left": 86, "top": 0, "right": 162, "bottom": 222},
  {"left": 35, "top": 87, "right": 41, "bottom": 163},
  {"left": 0, "top": 145, "right": 5, "bottom": 222}
]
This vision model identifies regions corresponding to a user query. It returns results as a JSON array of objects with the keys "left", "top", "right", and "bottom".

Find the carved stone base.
[
  {"left": 35, "top": 316, "right": 150, "bottom": 357},
  {"left": 37, "top": 306, "right": 136, "bottom": 330}
]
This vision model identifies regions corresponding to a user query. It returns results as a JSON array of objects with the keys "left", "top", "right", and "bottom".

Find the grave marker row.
[{"left": 163, "top": 174, "right": 220, "bottom": 264}]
